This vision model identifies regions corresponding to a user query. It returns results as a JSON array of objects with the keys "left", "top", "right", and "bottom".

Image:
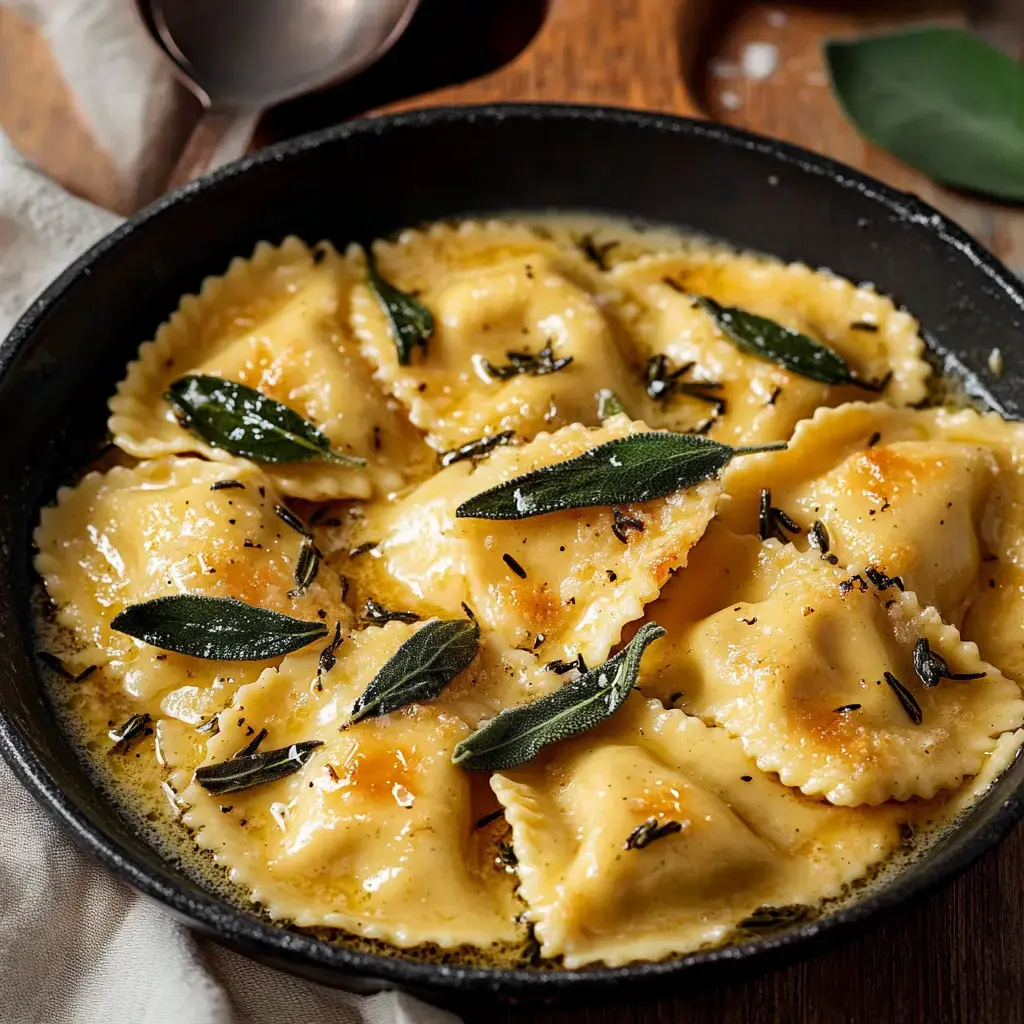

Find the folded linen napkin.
[{"left": 0, "top": 10, "right": 460, "bottom": 1024}]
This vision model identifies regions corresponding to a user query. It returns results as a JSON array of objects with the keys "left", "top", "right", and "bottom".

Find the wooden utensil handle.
[{"left": 381, "top": 0, "right": 713, "bottom": 117}]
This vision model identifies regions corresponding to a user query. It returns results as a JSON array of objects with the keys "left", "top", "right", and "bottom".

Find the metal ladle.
[{"left": 134, "top": 0, "right": 420, "bottom": 190}]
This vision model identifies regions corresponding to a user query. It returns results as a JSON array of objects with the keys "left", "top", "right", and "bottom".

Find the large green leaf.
[{"left": 826, "top": 28, "right": 1024, "bottom": 201}]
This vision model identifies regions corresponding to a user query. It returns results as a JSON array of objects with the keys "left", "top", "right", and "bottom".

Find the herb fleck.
[
  {"left": 275, "top": 504, "right": 312, "bottom": 539},
  {"left": 363, "top": 598, "right": 422, "bottom": 626},
  {"left": 865, "top": 566, "right": 905, "bottom": 592},
  {"left": 210, "top": 480, "right": 245, "bottom": 491},
  {"left": 481, "top": 343, "right": 573, "bottom": 381},
  {"left": 759, "top": 488, "right": 802, "bottom": 544},
  {"left": 440, "top": 431, "right": 516, "bottom": 467},
  {"left": 885, "top": 671, "right": 923, "bottom": 724},
  {"left": 503, "top": 553, "right": 528, "bottom": 579},
  {"left": 612, "top": 507, "right": 645, "bottom": 544},
  {"left": 912, "top": 637, "right": 985, "bottom": 688},
  {"left": 624, "top": 817, "right": 682, "bottom": 850}
]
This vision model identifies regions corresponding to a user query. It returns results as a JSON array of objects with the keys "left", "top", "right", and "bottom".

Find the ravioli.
[
  {"left": 719, "top": 402, "right": 1024, "bottom": 676},
  {"left": 34, "top": 457, "right": 349, "bottom": 703},
  {"left": 607, "top": 251, "right": 929, "bottom": 445},
  {"left": 183, "top": 627, "right": 521, "bottom": 947},
  {"left": 349, "top": 221, "right": 653, "bottom": 450},
  {"left": 108, "top": 237, "right": 430, "bottom": 500},
  {"left": 641, "top": 544, "right": 1024, "bottom": 805},
  {"left": 492, "top": 698, "right": 904, "bottom": 967},
  {"left": 338, "top": 418, "right": 719, "bottom": 667}
]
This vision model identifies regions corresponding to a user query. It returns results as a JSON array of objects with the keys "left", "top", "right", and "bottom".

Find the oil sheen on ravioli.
[
  {"left": 492, "top": 698, "right": 904, "bottom": 967},
  {"left": 338, "top": 418, "right": 718, "bottom": 667},
  {"left": 349, "top": 221, "right": 653, "bottom": 450},
  {"left": 34, "top": 457, "right": 349, "bottom": 704},
  {"left": 183, "top": 626, "right": 521, "bottom": 947},
  {"left": 641, "top": 543, "right": 1024, "bottom": 805},
  {"left": 108, "top": 237, "right": 430, "bottom": 500},
  {"left": 607, "top": 251, "right": 928, "bottom": 445}
]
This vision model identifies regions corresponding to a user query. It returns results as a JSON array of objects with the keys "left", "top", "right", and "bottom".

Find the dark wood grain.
[{"left": 3, "top": 2, "right": 1024, "bottom": 1020}]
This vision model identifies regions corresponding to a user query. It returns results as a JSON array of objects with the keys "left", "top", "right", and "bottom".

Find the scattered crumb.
[{"left": 741, "top": 42, "right": 778, "bottom": 82}]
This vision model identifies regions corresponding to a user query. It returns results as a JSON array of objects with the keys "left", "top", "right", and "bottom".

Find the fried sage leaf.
[
  {"left": 166, "top": 375, "right": 366, "bottom": 466},
  {"left": 695, "top": 296, "right": 888, "bottom": 391},
  {"left": 452, "top": 622, "right": 665, "bottom": 771},
  {"left": 912, "top": 637, "right": 986, "bottom": 688},
  {"left": 481, "top": 343, "right": 573, "bottom": 381},
  {"left": 288, "top": 539, "right": 319, "bottom": 598},
  {"left": 108, "top": 713, "right": 151, "bottom": 750},
  {"left": 440, "top": 430, "right": 516, "bottom": 468},
  {"left": 596, "top": 388, "right": 628, "bottom": 421},
  {"left": 349, "top": 617, "right": 481, "bottom": 724},
  {"left": 195, "top": 740, "right": 323, "bottom": 795},
  {"left": 365, "top": 251, "right": 434, "bottom": 365},
  {"left": 456, "top": 432, "right": 784, "bottom": 520},
  {"left": 110, "top": 595, "right": 329, "bottom": 660}
]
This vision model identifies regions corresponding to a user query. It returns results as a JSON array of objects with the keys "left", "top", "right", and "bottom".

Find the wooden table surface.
[{"left": 3, "top": 1, "right": 1024, "bottom": 1020}]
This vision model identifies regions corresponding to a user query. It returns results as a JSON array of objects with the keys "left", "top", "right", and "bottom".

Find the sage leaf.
[
  {"left": 440, "top": 430, "right": 516, "bottom": 468},
  {"left": 596, "top": 388, "right": 627, "bottom": 421},
  {"left": 365, "top": 251, "right": 434, "bottom": 364},
  {"left": 288, "top": 539, "right": 319, "bottom": 597},
  {"left": 696, "top": 297, "right": 888, "bottom": 390},
  {"left": 108, "top": 713, "right": 151, "bottom": 750},
  {"left": 452, "top": 621, "right": 665, "bottom": 771},
  {"left": 110, "top": 595, "right": 329, "bottom": 661},
  {"left": 166, "top": 375, "right": 365, "bottom": 466},
  {"left": 825, "top": 28, "right": 1024, "bottom": 202},
  {"left": 481, "top": 344, "right": 573, "bottom": 381},
  {"left": 456, "top": 432, "right": 785, "bottom": 521},
  {"left": 349, "top": 617, "right": 480, "bottom": 724},
  {"left": 195, "top": 740, "right": 323, "bottom": 795}
]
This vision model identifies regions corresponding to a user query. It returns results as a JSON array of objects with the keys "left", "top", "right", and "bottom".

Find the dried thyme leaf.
[
  {"left": 274, "top": 504, "right": 312, "bottom": 539},
  {"left": 865, "top": 566, "right": 905, "bottom": 592},
  {"left": 365, "top": 250, "right": 434, "bottom": 365},
  {"left": 108, "top": 713, "right": 151, "bottom": 751},
  {"left": 165, "top": 375, "right": 365, "bottom": 466},
  {"left": 759, "top": 488, "right": 802, "bottom": 544},
  {"left": 695, "top": 296, "right": 890, "bottom": 391},
  {"left": 884, "top": 671, "right": 923, "bottom": 724},
  {"left": 452, "top": 622, "right": 665, "bottom": 771},
  {"left": 363, "top": 598, "right": 422, "bottom": 627},
  {"left": 349, "top": 618, "right": 481, "bottom": 724},
  {"left": 481, "top": 343, "right": 573, "bottom": 381},
  {"left": 912, "top": 637, "right": 986, "bottom": 688},
  {"left": 440, "top": 431, "right": 515, "bottom": 467},
  {"left": 644, "top": 354, "right": 725, "bottom": 411},
  {"left": 456, "top": 433, "right": 785, "bottom": 521},
  {"left": 624, "top": 816, "right": 682, "bottom": 850},
  {"left": 596, "top": 388, "right": 628, "bottom": 421},
  {"left": 194, "top": 740, "right": 323, "bottom": 795},
  {"left": 319, "top": 621, "right": 343, "bottom": 675},
  {"left": 110, "top": 595, "right": 329, "bottom": 660}
]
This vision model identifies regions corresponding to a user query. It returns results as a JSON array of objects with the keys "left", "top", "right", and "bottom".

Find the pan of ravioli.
[{"left": 4, "top": 107, "right": 1024, "bottom": 997}]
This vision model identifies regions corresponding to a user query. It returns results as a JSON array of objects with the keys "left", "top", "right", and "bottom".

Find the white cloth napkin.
[{"left": 0, "top": 9, "right": 460, "bottom": 1024}]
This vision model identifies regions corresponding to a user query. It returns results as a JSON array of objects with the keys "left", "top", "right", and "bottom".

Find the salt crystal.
[{"left": 742, "top": 42, "right": 778, "bottom": 81}]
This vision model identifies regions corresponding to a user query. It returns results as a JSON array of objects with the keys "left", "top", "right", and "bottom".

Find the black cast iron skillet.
[{"left": 2, "top": 105, "right": 1024, "bottom": 1002}]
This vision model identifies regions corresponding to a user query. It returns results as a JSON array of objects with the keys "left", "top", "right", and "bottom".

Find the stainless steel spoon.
[{"left": 134, "top": 0, "right": 421, "bottom": 190}]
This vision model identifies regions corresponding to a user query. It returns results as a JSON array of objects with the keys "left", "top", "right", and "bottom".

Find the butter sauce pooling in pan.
[{"left": 31, "top": 216, "right": 1024, "bottom": 970}]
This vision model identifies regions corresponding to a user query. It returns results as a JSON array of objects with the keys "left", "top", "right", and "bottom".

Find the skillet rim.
[{"left": 2, "top": 102, "right": 1024, "bottom": 998}]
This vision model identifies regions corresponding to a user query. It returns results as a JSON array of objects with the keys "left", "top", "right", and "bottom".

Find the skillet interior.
[{"left": 2, "top": 105, "right": 1024, "bottom": 1000}]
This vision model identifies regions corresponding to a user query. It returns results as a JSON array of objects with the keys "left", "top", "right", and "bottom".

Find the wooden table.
[{"left": 3, "top": 1, "right": 1024, "bottom": 1020}]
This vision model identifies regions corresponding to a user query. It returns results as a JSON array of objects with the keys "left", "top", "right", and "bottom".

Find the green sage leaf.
[
  {"left": 695, "top": 297, "right": 888, "bottom": 390},
  {"left": 365, "top": 251, "right": 434, "bottom": 365},
  {"left": 349, "top": 617, "right": 480, "bottom": 724},
  {"left": 195, "top": 740, "right": 323, "bottom": 795},
  {"left": 456, "top": 432, "right": 784, "bottom": 521},
  {"left": 166, "top": 375, "right": 365, "bottom": 466},
  {"left": 596, "top": 388, "right": 627, "bottom": 421},
  {"left": 825, "top": 28, "right": 1024, "bottom": 202},
  {"left": 452, "top": 622, "right": 665, "bottom": 771},
  {"left": 110, "top": 595, "right": 329, "bottom": 661}
]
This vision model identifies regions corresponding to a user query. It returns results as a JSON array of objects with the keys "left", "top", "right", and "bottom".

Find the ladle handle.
[{"left": 166, "top": 107, "right": 259, "bottom": 190}]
